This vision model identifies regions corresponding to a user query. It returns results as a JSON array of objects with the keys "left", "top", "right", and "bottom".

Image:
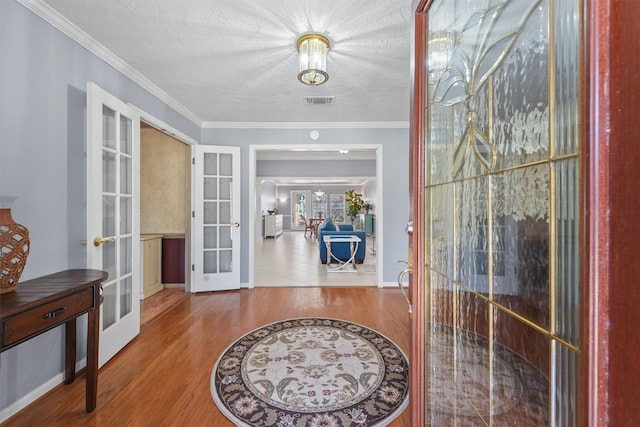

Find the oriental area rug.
[{"left": 210, "top": 318, "right": 409, "bottom": 426}]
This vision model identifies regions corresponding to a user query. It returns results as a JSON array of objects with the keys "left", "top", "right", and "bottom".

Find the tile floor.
[{"left": 254, "top": 230, "right": 378, "bottom": 287}]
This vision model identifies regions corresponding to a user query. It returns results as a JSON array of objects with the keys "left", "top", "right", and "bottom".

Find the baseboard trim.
[{"left": 0, "top": 358, "right": 87, "bottom": 423}]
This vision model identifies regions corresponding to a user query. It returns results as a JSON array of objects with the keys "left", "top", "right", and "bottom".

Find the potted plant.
[{"left": 345, "top": 189, "right": 365, "bottom": 223}]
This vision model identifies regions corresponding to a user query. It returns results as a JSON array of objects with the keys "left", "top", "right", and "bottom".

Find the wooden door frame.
[
  {"left": 586, "top": 1, "right": 640, "bottom": 425},
  {"left": 408, "top": 1, "right": 429, "bottom": 425}
]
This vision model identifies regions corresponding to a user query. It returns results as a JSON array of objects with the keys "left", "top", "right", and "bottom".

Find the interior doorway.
[
  {"left": 136, "top": 110, "right": 196, "bottom": 306},
  {"left": 249, "top": 144, "right": 383, "bottom": 288}
]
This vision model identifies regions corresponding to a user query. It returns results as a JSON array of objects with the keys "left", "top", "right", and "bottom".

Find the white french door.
[
  {"left": 192, "top": 145, "right": 241, "bottom": 292},
  {"left": 86, "top": 82, "right": 140, "bottom": 367}
]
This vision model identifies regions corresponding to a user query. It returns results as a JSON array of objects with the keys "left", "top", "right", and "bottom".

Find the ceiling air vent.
[{"left": 304, "top": 96, "right": 335, "bottom": 105}]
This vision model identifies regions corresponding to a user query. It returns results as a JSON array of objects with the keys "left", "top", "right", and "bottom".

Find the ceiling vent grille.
[{"left": 304, "top": 96, "right": 335, "bottom": 105}]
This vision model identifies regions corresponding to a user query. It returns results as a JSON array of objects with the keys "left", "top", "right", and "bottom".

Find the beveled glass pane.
[
  {"left": 120, "top": 237, "right": 132, "bottom": 275},
  {"left": 492, "top": 5, "right": 549, "bottom": 170},
  {"left": 554, "top": 0, "right": 580, "bottom": 157},
  {"left": 102, "top": 105, "right": 116, "bottom": 150},
  {"left": 120, "top": 156, "right": 132, "bottom": 195},
  {"left": 120, "top": 196, "right": 132, "bottom": 234},
  {"left": 219, "top": 202, "right": 231, "bottom": 225},
  {"left": 120, "top": 115, "right": 132, "bottom": 155},
  {"left": 492, "top": 165, "right": 550, "bottom": 328},
  {"left": 102, "top": 282, "right": 117, "bottom": 329},
  {"left": 220, "top": 177, "right": 232, "bottom": 201},
  {"left": 454, "top": 328, "right": 490, "bottom": 424},
  {"left": 429, "top": 183, "right": 454, "bottom": 278},
  {"left": 204, "top": 153, "right": 217, "bottom": 175},
  {"left": 492, "top": 309, "right": 550, "bottom": 425},
  {"left": 103, "top": 150, "right": 117, "bottom": 193},
  {"left": 219, "top": 250, "right": 232, "bottom": 273},
  {"left": 204, "top": 201, "right": 217, "bottom": 224},
  {"left": 103, "top": 195, "right": 116, "bottom": 237},
  {"left": 455, "top": 176, "right": 489, "bottom": 294},
  {"left": 430, "top": 271, "right": 453, "bottom": 326},
  {"left": 553, "top": 341, "right": 578, "bottom": 427},
  {"left": 120, "top": 276, "right": 132, "bottom": 318},
  {"left": 204, "top": 250, "right": 217, "bottom": 274},
  {"left": 204, "top": 226, "right": 217, "bottom": 249},
  {"left": 554, "top": 159, "right": 579, "bottom": 344},
  {"left": 204, "top": 177, "right": 218, "bottom": 200},
  {"left": 219, "top": 226, "right": 232, "bottom": 249},
  {"left": 456, "top": 287, "right": 489, "bottom": 337},
  {"left": 426, "top": 104, "right": 455, "bottom": 185},
  {"left": 102, "top": 239, "right": 116, "bottom": 280},
  {"left": 220, "top": 153, "right": 232, "bottom": 176}
]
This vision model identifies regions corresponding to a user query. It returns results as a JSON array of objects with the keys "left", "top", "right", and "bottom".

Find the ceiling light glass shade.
[{"left": 297, "top": 34, "right": 330, "bottom": 85}]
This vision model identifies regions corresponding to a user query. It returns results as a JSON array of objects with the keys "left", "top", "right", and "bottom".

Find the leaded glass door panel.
[{"left": 410, "top": 0, "right": 581, "bottom": 425}]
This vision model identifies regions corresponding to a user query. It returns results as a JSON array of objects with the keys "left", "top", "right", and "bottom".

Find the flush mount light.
[{"left": 297, "top": 34, "right": 330, "bottom": 85}]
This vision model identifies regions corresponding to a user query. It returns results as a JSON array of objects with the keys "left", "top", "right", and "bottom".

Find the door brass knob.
[{"left": 93, "top": 236, "right": 115, "bottom": 247}]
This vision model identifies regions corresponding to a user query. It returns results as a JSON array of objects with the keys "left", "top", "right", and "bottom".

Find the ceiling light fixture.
[
  {"left": 297, "top": 34, "right": 330, "bottom": 85},
  {"left": 314, "top": 190, "right": 325, "bottom": 197}
]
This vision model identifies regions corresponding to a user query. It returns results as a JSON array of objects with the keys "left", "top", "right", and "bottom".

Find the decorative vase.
[{"left": 0, "top": 197, "right": 30, "bottom": 294}]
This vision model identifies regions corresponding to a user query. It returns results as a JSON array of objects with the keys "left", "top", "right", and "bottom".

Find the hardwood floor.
[{"left": 4, "top": 287, "right": 411, "bottom": 426}]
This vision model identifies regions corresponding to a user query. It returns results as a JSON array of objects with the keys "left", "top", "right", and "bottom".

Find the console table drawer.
[{"left": 2, "top": 287, "right": 94, "bottom": 347}]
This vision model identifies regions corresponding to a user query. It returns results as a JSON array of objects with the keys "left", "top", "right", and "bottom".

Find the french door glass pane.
[
  {"left": 119, "top": 276, "right": 132, "bottom": 318},
  {"left": 204, "top": 201, "right": 218, "bottom": 224},
  {"left": 102, "top": 240, "right": 116, "bottom": 280},
  {"left": 204, "top": 251, "right": 218, "bottom": 274},
  {"left": 220, "top": 153, "right": 232, "bottom": 176},
  {"left": 120, "top": 156, "right": 132, "bottom": 195},
  {"left": 204, "top": 177, "right": 218, "bottom": 199},
  {"left": 103, "top": 151, "right": 117, "bottom": 193},
  {"left": 119, "top": 115, "right": 132, "bottom": 155},
  {"left": 204, "top": 153, "right": 217, "bottom": 175},
  {"left": 220, "top": 226, "right": 232, "bottom": 249},
  {"left": 220, "top": 202, "right": 231, "bottom": 224},
  {"left": 120, "top": 237, "right": 132, "bottom": 275},
  {"left": 103, "top": 195, "right": 116, "bottom": 237},
  {"left": 120, "top": 196, "right": 132, "bottom": 234},
  {"left": 102, "top": 106, "right": 116, "bottom": 149},
  {"left": 220, "top": 250, "right": 232, "bottom": 273},
  {"left": 102, "top": 283, "right": 117, "bottom": 329},
  {"left": 220, "top": 178, "right": 232, "bottom": 200},
  {"left": 204, "top": 226, "right": 217, "bottom": 249}
]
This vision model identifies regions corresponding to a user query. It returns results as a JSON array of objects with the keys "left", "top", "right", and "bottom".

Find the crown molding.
[
  {"left": 201, "top": 121, "right": 409, "bottom": 129},
  {"left": 16, "top": 0, "right": 203, "bottom": 127}
]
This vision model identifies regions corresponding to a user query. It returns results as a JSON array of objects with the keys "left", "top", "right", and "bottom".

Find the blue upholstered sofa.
[{"left": 317, "top": 220, "right": 366, "bottom": 264}]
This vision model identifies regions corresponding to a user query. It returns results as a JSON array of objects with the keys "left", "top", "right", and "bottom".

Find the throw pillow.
[{"left": 322, "top": 219, "right": 336, "bottom": 231}]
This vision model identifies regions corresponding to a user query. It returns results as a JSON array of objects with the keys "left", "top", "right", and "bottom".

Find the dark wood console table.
[{"left": 0, "top": 269, "right": 107, "bottom": 412}]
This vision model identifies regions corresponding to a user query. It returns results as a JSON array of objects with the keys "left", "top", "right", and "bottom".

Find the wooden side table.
[{"left": 0, "top": 269, "right": 107, "bottom": 412}]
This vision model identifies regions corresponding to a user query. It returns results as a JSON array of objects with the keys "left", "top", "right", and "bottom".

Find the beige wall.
[{"left": 140, "top": 126, "right": 189, "bottom": 234}]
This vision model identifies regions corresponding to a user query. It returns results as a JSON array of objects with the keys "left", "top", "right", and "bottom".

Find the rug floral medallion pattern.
[{"left": 211, "top": 318, "right": 409, "bottom": 426}]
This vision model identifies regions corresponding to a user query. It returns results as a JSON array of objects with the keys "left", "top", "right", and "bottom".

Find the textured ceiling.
[{"left": 39, "top": 0, "right": 413, "bottom": 125}]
